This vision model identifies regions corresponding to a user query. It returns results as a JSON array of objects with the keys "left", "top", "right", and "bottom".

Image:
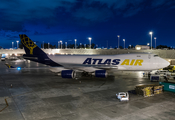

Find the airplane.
[{"left": 7, "top": 34, "right": 170, "bottom": 79}]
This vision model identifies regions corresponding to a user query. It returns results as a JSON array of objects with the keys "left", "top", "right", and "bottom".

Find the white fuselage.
[{"left": 47, "top": 53, "right": 170, "bottom": 71}]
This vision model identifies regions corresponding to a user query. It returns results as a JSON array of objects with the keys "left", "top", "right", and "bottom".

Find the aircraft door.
[
  {"left": 151, "top": 54, "right": 159, "bottom": 69},
  {"left": 154, "top": 55, "right": 159, "bottom": 68},
  {"left": 148, "top": 54, "right": 151, "bottom": 69}
]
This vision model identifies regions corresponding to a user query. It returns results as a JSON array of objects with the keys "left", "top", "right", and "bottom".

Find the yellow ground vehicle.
[{"left": 168, "top": 66, "right": 175, "bottom": 72}]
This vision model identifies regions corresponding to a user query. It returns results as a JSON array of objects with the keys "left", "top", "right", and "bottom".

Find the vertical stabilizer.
[
  {"left": 19, "top": 34, "right": 46, "bottom": 55},
  {"left": 19, "top": 34, "right": 61, "bottom": 67}
]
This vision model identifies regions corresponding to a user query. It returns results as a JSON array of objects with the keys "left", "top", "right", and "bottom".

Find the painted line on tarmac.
[{"left": 0, "top": 99, "right": 9, "bottom": 112}]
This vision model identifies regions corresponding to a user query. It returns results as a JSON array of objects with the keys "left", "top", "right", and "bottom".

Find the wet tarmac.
[{"left": 0, "top": 59, "right": 175, "bottom": 120}]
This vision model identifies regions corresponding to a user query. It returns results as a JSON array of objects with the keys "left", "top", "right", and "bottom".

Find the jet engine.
[
  {"left": 59, "top": 70, "right": 82, "bottom": 79},
  {"left": 94, "top": 70, "right": 107, "bottom": 78},
  {"left": 61, "top": 70, "right": 75, "bottom": 78},
  {"left": 59, "top": 70, "right": 107, "bottom": 79}
]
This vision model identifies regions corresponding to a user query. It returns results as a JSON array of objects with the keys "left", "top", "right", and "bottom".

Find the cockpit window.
[{"left": 154, "top": 55, "right": 158, "bottom": 57}]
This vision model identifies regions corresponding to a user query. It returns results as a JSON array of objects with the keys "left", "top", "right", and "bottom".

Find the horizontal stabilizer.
[{"left": 5, "top": 63, "right": 15, "bottom": 68}]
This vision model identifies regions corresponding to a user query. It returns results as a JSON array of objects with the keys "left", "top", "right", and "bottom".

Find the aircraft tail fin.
[
  {"left": 19, "top": 34, "right": 61, "bottom": 67},
  {"left": 19, "top": 34, "right": 46, "bottom": 55}
]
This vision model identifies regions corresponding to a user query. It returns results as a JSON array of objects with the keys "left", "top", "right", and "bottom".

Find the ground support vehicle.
[
  {"left": 116, "top": 92, "right": 129, "bottom": 101},
  {"left": 150, "top": 75, "right": 160, "bottom": 82},
  {"left": 159, "top": 82, "right": 175, "bottom": 93}
]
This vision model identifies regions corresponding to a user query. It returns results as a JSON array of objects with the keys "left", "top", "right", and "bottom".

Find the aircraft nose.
[
  {"left": 160, "top": 59, "right": 170, "bottom": 68},
  {"left": 166, "top": 60, "right": 170, "bottom": 66}
]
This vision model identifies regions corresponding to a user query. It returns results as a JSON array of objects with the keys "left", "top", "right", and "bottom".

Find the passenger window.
[{"left": 154, "top": 55, "right": 158, "bottom": 57}]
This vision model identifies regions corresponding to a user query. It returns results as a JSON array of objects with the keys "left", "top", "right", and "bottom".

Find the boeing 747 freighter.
[{"left": 7, "top": 34, "right": 170, "bottom": 79}]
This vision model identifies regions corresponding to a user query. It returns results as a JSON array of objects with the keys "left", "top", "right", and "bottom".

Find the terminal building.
[{"left": 135, "top": 45, "right": 150, "bottom": 50}]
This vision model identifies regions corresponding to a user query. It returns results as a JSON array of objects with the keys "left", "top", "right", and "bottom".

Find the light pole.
[
  {"left": 154, "top": 37, "right": 156, "bottom": 49},
  {"left": 65, "top": 42, "right": 67, "bottom": 49},
  {"left": 12, "top": 42, "right": 14, "bottom": 49},
  {"left": 84, "top": 44, "right": 86, "bottom": 49},
  {"left": 16, "top": 41, "right": 19, "bottom": 49},
  {"left": 43, "top": 41, "right": 44, "bottom": 49},
  {"left": 147, "top": 43, "right": 150, "bottom": 49},
  {"left": 58, "top": 41, "right": 59, "bottom": 49},
  {"left": 60, "top": 41, "right": 62, "bottom": 49},
  {"left": 80, "top": 43, "right": 82, "bottom": 49},
  {"left": 96, "top": 44, "right": 98, "bottom": 48},
  {"left": 74, "top": 39, "right": 77, "bottom": 49},
  {"left": 88, "top": 37, "right": 92, "bottom": 49},
  {"left": 117, "top": 35, "right": 120, "bottom": 48},
  {"left": 123, "top": 39, "right": 125, "bottom": 49},
  {"left": 48, "top": 42, "right": 49, "bottom": 49},
  {"left": 149, "top": 32, "right": 153, "bottom": 50}
]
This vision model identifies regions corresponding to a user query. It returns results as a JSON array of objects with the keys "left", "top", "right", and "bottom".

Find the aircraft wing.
[
  {"left": 5, "top": 63, "right": 58, "bottom": 71},
  {"left": 49, "top": 66, "right": 100, "bottom": 73},
  {"left": 5, "top": 63, "right": 118, "bottom": 73},
  {"left": 60, "top": 63, "right": 118, "bottom": 72}
]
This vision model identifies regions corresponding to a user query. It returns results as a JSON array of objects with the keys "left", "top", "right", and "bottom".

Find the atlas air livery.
[{"left": 14, "top": 34, "right": 169, "bottom": 79}]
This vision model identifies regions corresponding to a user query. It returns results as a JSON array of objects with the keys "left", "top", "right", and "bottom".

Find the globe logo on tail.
[
  {"left": 20, "top": 35, "right": 37, "bottom": 55},
  {"left": 5, "top": 64, "right": 11, "bottom": 68}
]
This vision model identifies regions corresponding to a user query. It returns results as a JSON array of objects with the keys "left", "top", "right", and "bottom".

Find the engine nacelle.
[
  {"left": 95, "top": 70, "right": 107, "bottom": 78},
  {"left": 61, "top": 70, "right": 75, "bottom": 78}
]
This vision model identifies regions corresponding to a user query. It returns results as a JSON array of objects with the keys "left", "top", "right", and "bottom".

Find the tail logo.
[
  {"left": 5, "top": 63, "right": 13, "bottom": 68},
  {"left": 20, "top": 35, "right": 37, "bottom": 55},
  {"left": 6, "top": 64, "right": 11, "bottom": 68}
]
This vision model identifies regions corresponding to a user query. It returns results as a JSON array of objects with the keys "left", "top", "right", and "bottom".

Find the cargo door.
[
  {"left": 148, "top": 54, "right": 151, "bottom": 69},
  {"left": 153, "top": 55, "right": 159, "bottom": 68}
]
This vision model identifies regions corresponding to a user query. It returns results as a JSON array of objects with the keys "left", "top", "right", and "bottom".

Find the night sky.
[{"left": 0, "top": 0, "right": 175, "bottom": 48}]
